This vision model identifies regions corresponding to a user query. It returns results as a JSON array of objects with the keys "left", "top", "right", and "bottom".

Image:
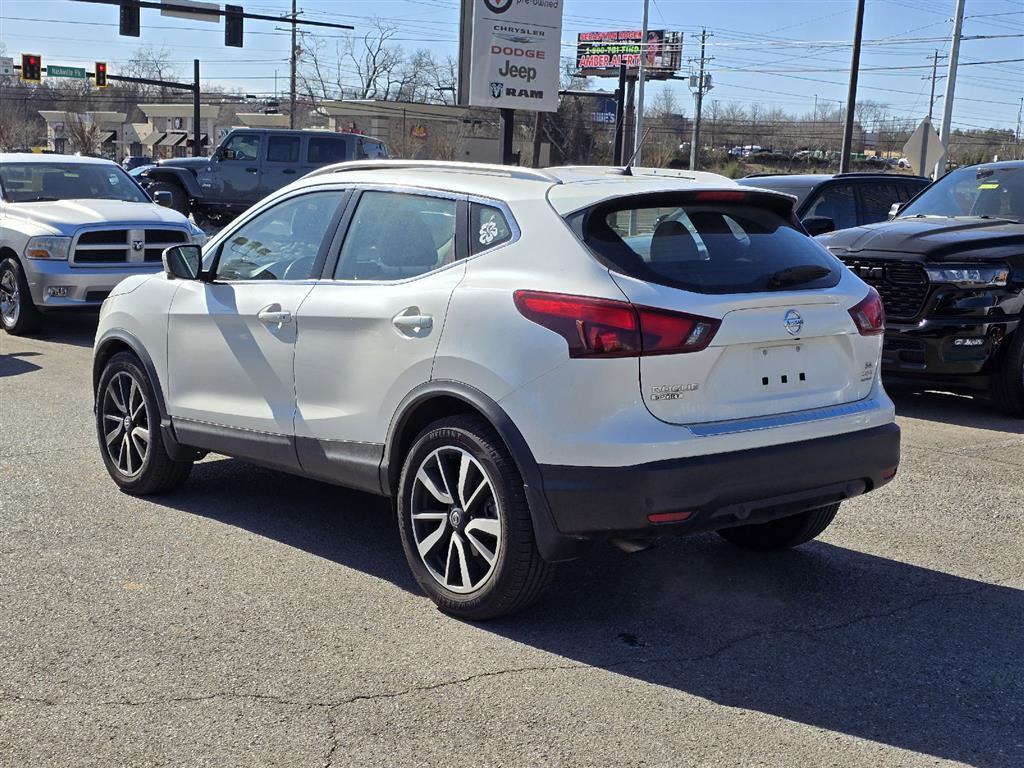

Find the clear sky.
[{"left": 1, "top": 0, "right": 1022, "bottom": 131}]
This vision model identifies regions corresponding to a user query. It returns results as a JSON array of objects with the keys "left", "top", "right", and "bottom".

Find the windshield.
[
  {"left": 577, "top": 198, "right": 841, "bottom": 295},
  {"left": 0, "top": 162, "right": 150, "bottom": 204},
  {"left": 899, "top": 165, "right": 1023, "bottom": 222}
]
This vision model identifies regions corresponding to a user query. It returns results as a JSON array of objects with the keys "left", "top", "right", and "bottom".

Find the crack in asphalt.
[{"left": 903, "top": 441, "right": 1024, "bottom": 469}]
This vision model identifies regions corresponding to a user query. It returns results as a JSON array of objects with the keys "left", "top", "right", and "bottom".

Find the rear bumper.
[{"left": 538, "top": 423, "right": 900, "bottom": 540}]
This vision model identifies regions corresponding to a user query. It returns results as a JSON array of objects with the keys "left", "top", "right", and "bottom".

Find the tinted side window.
[
  {"left": 267, "top": 135, "right": 300, "bottom": 163},
  {"left": 223, "top": 133, "right": 261, "bottom": 161},
  {"left": 859, "top": 183, "right": 900, "bottom": 224},
  {"left": 471, "top": 203, "right": 513, "bottom": 254},
  {"left": 805, "top": 185, "right": 857, "bottom": 230},
  {"left": 308, "top": 136, "right": 348, "bottom": 165},
  {"left": 216, "top": 191, "right": 345, "bottom": 281},
  {"left": 335, "top": 192, "right": 458, "bottom": 281},
  {"left": 357, "top": 139, "right": 388, "bottom": 159}
]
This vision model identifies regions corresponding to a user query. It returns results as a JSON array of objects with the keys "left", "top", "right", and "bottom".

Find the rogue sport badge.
[{"left": 784, "top": 309, "right": 804, "bottom": 336}]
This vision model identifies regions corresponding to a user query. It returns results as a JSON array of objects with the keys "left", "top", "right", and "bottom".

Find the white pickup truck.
[{"left": 0, "top": 153, "right": 206, "bottom": 335}]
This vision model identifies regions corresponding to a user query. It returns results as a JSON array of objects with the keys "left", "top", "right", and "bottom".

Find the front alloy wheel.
[
  {"left": 0, "top": 258, "right": 42, "bottom": 335},
  {"left": 100, "top": 371, "right": 152, "bottom": 477},
  {"left": 410, "top": 446, "right": 503, "bottom": 594}
]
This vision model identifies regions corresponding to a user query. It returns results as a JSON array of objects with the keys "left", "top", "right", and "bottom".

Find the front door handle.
[
  {"left": 257, "top": 307, "right": 292, "bottom": 325},
  {"left": 392, "top": 313, "right": 433, "bottom": 332},
  {"left": 246, "top": 167, "right": 258, "bottom": 174},
  {"left": 282, "top": 169, "right": 297, "bottom": 175}
]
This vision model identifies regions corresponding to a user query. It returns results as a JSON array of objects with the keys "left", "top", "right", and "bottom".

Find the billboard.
[
  {"left": 576, "top": 30, "right": 682, "bottom": 78},
  {"left": 465, "top": 0, "right": 565, "bottom": 113}
]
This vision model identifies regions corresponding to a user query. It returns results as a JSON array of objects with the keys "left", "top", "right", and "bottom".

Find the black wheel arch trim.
[
  {"left": 382, "top": 380, "right": 585, "bottom": 562},
  {"left": 143, "top": 167, "right": 203, "bottom": 200},
  {"left": 93, "top": 329, "right": 195, "bottom": 462}
]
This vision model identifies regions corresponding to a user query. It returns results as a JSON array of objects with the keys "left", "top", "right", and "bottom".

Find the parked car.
[
  {"left": 0, "top": 153, "right": 206, "bottom": 335},
  {"left": 737, "top": 173, "right": 931, "bottom": 235},
  {"left": 817, "top": 160, "right": 1024, "bottom": 416},
  {"left": 138, "top": 129, "right": 389, "bottom": 226},
  {"left": 92, "top": 160, "right": 900, "bottom": 619},
  {"left": 122, "top": 155, "right": 154, "bottom": 171}
]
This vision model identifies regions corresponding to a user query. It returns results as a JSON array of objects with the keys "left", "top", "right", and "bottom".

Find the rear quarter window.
[{"left": 577, "top": 196, "right": 841, "bottom": 295}]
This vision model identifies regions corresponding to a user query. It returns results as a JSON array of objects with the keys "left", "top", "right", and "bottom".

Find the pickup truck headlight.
[
  {"left": 24, "top": 236, "right": 72, "bottom": 260},
  {"left": 925, "top": 264, "right": 1009, "bottom": 287}
]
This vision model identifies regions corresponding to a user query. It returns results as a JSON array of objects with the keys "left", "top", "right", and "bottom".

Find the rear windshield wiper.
[{"left": 767, "top": 264, "right": 831, "bottom": 289}]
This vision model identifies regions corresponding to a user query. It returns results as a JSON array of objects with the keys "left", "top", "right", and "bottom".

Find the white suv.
[{"left": 93, "top": 161, "right": 900, "bottom": 619}]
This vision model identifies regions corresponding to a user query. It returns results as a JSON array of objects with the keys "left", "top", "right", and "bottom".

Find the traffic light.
[
  {"left": 95, "top": 62, "right": 108, "bottom": 88},
  {"left": 21, "top": 53, "right": 42, "bottom": 82},
  {"left": 120, "top": 0, "right": 140, "bottom": 37},
  {"left": 225, "top": 5, "right": 244, "bottom": 48}
]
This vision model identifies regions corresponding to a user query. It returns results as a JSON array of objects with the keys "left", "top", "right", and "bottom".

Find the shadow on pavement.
[
  {"left": 891, "top": 388, "right": 1024, "bottom": 434},
  {"left": 0, "top": 351, "right": 42, "bottom": 378},
  {"left": 20, "top": 312, "right": 100, "bottom": 348},
  {"left": 167, "top": 456, "right": 1021, "bottom": 767}
]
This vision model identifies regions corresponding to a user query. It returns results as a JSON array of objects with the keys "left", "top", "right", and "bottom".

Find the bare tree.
[{"left": 64, "top": 112, "right": 101, "bottom": 155}]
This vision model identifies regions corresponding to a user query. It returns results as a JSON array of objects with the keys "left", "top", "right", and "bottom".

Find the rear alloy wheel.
[
  {"left": 991, "top": 332, "right": 1024, "bottom": 418},
  {"left": 0, "top": 257, "right": 42, "bottom": 335},
  {"left": 96, "top": 351, "right": 193, "bottom": 495},
  {"left": 717, "top": 503, "right": 841, "bottom": 551},
  {"left": 397, "top": 415, "right": 554, "bottom": 620}
]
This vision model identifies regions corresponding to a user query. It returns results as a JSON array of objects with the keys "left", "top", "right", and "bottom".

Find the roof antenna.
[{"left": 622, "top": 128, "right": 651, "bottom": 176}]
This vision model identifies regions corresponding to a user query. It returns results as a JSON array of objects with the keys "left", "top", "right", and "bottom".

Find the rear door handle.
[
  {"left": 282, "top": 169, "right": 297, "bottom": 175},
  {"left": 246, "top": 167, "right": 258, "bottom": 174},
  {"left": 257, "top": 307, "right": 292, "bottom": 325},
  {"left": 392, "top": 313, "right": 433, "bottom": 332}
]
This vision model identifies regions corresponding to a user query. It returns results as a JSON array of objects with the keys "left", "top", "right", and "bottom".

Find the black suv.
[
  {"left": 737, "top": 173, "right": 930, "bottom": 235},
  {"left": 817, "top": 161, "right": 1024, "bottom": 416},
  {"left": 140, "top": 128, "right": 389, "bottom": 226}
]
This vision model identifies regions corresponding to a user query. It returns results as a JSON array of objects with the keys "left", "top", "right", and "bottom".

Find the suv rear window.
[{"left": 576, "top": 195, "right": 841, "bottom": 295}]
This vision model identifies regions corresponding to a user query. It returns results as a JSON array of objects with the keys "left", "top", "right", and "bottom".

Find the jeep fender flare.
[{"left": 142, "top": 167, "right": 204, "bottom": 200}]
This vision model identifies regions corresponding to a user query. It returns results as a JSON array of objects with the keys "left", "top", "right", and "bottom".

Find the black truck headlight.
[{"left": 925, "top": 264, "right": 1010, "bottom": 287}]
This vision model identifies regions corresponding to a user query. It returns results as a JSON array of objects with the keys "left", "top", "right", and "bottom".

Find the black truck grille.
[
  {"left": 72, "top": 228, "right": 189, "bottom": 265},
  {"left": 842, "top": 258, "right": 930, "bottom": 320}
]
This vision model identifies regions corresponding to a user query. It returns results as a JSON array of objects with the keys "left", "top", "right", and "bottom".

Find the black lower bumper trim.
[{"left": 538, "top": 423, "right": 900, "bottom": 539}]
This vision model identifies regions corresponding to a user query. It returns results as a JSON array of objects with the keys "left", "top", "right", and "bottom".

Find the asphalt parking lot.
[{"left": 2, "top": 315, "right": 1021, "bottom": 768}]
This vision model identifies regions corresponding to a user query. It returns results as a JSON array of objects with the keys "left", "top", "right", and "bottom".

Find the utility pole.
[
  {"left": 935, "top": 0, "right": 966, "bottom": 178},
  {"left": 192, "top": 59, "right": 201, "bottom": 158},
  {"left": 1016, "top": 97, "right": 1023, "bottom": 160},
  {"left": 689, "top": 29, "right": 709, "bottom": 171},
  {"left": 289, "top": 0, "right": 297, "bottom": 129},
  {"left": 839, "top": 0, "right": 865, "bottom": 173},
  {"left": 633, "top": 0, "right": 650, "bottom": 164},
  {"left": 613, "top": 62, "right": 627, "bottom": 165},
  {"left": 918, "top": 49, "right": 940, "bottom": 176}
]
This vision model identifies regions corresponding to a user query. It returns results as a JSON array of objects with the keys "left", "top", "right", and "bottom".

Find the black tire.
[
  {"left": 96, "top": 351, "right": 192, "bottom": 495},
  {"left": 716, "top": 503, "right": 841, "bottom": 551},
  {"left": 396, "top": 415, "right": 554, "bottom": 620},
  {"left": 0, "top": 257, "right": 43, "bottom": 336},
  {"left": 149, "top": 181, "right": 190, "bottom": 218},
  {"left": 991, "top": 331, "right": 1024, "bottom": 418}
]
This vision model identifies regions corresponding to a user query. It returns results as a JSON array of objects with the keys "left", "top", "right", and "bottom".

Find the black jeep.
[{"left": 816, "top": 161, "right": 1024, "bottom": 416}]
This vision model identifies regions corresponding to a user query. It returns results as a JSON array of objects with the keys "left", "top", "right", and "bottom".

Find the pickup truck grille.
[
  {"left": 841, "top": 258, "right": 930, "bottom": 321},
  {"left": 72, "top": 228, "right": 190, "bottom": 265}
]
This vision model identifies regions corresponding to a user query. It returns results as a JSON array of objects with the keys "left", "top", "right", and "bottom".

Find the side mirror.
[
  {"left": 152, "top": 190, "right": 173, "bottom": 208},
  {"left": 803, "top": 216, "right": 835, "bottom": 237},
  {"left": 888, "top": 202, "right": 903, "bottom": 220},
  {"left": 162, "top": 244, "right": 202, "bottom": 280}
]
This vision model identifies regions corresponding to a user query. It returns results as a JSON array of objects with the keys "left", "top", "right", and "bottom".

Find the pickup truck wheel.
[
  {"left": 96, "top": 351, "right": 193, "bottom": 495},
  {"left": 991, "top": 331, "right": 1024, "bottom": 418},
  {"left": 0, "top": 257, "right": 43, "bottom": 335},
  {"left": 148, "top": 181, "right": 189, "bottom": 217},
  {"left": 396, "top": 415, "right": 554, "bottom": 620},
  {"left": 717, "top": 503, "right": 841, "bottom": 551}
]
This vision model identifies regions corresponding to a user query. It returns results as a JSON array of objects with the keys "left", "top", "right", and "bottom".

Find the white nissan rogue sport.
[{"left": 93, "top": 161, "right": 900, "bottom": 619}]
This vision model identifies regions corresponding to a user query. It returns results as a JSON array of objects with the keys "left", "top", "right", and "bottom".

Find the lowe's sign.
[{"left": 465, "top": 0, "right": 564, "bottom": 113}]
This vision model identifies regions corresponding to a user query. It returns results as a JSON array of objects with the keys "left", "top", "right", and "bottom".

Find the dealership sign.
[
  {"left": 466, "top": 0, "right": 564, "bottom": 113},
  {"left": 576, "top": 30, "right": 682, "bottom": 77}
]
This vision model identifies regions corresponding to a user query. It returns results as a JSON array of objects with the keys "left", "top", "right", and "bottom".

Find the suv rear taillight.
[
  {"left": 513, "top": 290, "right": 720, "bottom": 358},
  {"left": 849, "top": 288, "right": 886, "bottom": 336}
]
